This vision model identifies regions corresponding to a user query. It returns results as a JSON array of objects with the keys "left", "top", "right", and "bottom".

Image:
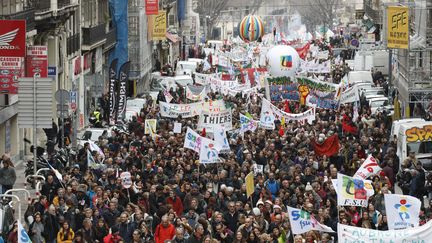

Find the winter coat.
[
  {"left": 0, "top": 167, "right": 16, "bottom": 186},
  {"left": 57, "top": 228, "right": 75, "bottom": 243},
  {"left": 29, "top": 221, "right": 44, "bottom": 243},
  {"left": 154, "top": 223, "right": 176, "bottom": 243}
]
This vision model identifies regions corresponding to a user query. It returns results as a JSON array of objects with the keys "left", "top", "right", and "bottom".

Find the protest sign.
[
  {"left": 198, "top": 109, "right": 232, "bottom": 132},
  {"left": 287, "top": 206, "right": 334, "bottom": 235},
  {"left": 214, "top": 126, "right": 230, "bottom": 152},
  {"left": 160, "top": 102, "right": 201, "bottom": 118},
  {"left": 338, "top": 220, "right": 432, "bottom": 243},
  {"left": 337, "top": 173, "right": 373, "bottom": 207},
  {"left": 144, "top": 119, "right": 157, "bottom": 135},
  {"left": 340, "top": 85, "right": 360, "bottom": 104},
  {"left": 199, "top": 138, "right": 220, "bottom": 164},
  {"left": 353, "top": 155, "right": 381, "bottom": 180},
  {"left": 186, "top": 85, "right": 207, "bottom": 101},
  {"left": 183, "top": 127, "right": 203, "bottom": 153},
  {"left": 173, "top": 122, "right": 182, "bottom": 133},
  {"left": 240, "top": 113, "right": 259, "bottom": 133},
  {"left": 259, "top": 99, "right": 275, "bottom": 130},
  {"left": 385, "top": 194, "right": 421, "bottom": 230}
]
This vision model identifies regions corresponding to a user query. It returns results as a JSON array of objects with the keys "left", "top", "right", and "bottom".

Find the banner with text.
[
  {"left": 288, "top": 206, "right": 334, "bottom": 235},
  {"left": 338, "top": 220, "right": 432, "bottom": 243},
  {"left": 385, "top": 194, "right": 421, "bottom": 230},
  {"left": 198, "top": 109, "right": 233, "bottom": 132},
  {"left": 337, "top": 173, "right": 373, "bottom": 207}
]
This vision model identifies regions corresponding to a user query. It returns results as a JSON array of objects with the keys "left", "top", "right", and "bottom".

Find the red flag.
[
  {"left": 296, "top": 42, "right": 311, "bottom": 59},
  {"left": 201, "top": 128, "right": 206, "bottom": 137},
  {"left": 311, "top": 134, "right": 340, "bottom": 157},
  {"left": 278, "top": 126, "right": 285, "bottom": 137},
  {"left": 283, "top": 100, "right": 291, "bottom": 113},
  {"left": 341, "top": 114, "right": 358, "bottom": 135}
]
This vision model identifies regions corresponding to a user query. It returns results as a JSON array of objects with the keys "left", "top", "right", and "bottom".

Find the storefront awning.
[{"left": 166, "top": 32, "right": 181, "bottom": 43}]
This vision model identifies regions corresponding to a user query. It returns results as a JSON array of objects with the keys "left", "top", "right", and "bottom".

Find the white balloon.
[{"left": 266, "top": 45, "right": 300, "bottom": 77}]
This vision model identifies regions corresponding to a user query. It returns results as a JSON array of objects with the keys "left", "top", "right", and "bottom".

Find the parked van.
[
  {"left": 390, "top": 118, "right": 425, "bottom": 141},
  {"left": 396, "top": 121, "right": 432, "bottom": 170},
  {"left": 176, "top": 61, "right": 198, "bottom": 76}
]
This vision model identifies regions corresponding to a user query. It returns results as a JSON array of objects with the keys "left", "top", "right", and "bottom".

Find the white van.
[
  {"left": 397, "top": 121, "right": 432, "bottom": 170},
  {"left": 391, "top": 118, "right": 425, "bottom": 141},
  {"left": 176, "top": 61, "right": 198, "bottom": 76},
  {"left": 348, "top": 71, "right": 373, "bottom": 84}
]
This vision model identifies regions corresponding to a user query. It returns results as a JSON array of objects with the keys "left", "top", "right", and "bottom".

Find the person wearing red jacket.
[
  {"left": 166, "top": 190, "right": 184, "bottom": 217},
  {"left": 154, "top": 215, "right": 175, "bottom": 243},
  {"left": 103, "top": 226, "right": 122, "bottom": 243}
]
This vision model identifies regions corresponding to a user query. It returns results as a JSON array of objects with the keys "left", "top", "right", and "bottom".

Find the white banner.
[
  {"left": 337, "top": 173, "right": 374, "bottom": 207},
  {"left": 18, "top": 220, "right": 32, "bottom": 243},
  {"left": 340, "top": 86, "right": 360, "bottom": 104},
  {"left": 198, "top": 109, "right": 233, "bottom": 132},
  {"left": 259, "top": 99, "right": 275, "bottom": 130},
  {"left": 262, "top": 98, "right": 316, "bottom": 123},
  {"left": 287, "top": 206, "right": 334, "bottom": 235},
  {"left": 353, "top": 155, "right": 381, "bottom": 180},
  {"left": 199, "top": 138, "right": 221, "bottom": 163},
  {"left": 338, "top": 220, "right": 432, "bottom": 243},
  {"left": 195, "top": 73, "right": 212, "bottom": 85},
  {"left": 240, "top": 113, "right": 259, "bottom": 133},
  {"left": 385, "top": 194, "right": 421, "bottom": 230},
  {"left": 214, "top": 126, "right": 230, "bottom": 153},
  {"left": 183, "top": 127, "right": 204, "bottom": 153},
  {"left": 159, "top": 100, "right": 226, "bottom": 118}
]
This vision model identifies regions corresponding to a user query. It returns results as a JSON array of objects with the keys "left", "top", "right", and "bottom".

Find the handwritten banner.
[{"left": 159, "top": 100, "right": 226, "bottom": 118}]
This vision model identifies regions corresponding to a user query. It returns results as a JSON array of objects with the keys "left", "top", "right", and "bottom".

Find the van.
[
  {"left": 397, "top": 121, "right": 432, "bottom": 170},
  {"left": 176, "top": 61, "right": 198, "bottom": 76},
  {"left": 390, "top": 118, "right": 425, "bottom": 141},
  {"left": 348, "top": 71, "right": 373, "bottom": 84}
]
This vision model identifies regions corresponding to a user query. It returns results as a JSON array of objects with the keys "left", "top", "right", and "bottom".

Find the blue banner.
[
  {"left": 108, "top": 0, "right": 129, "bottom": 75},
  {"left": 177, "top": 0, "right": 186, "bottom": 22}
]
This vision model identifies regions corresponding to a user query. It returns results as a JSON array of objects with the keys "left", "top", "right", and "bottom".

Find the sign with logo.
[
  {"left": 72, "top": 56, "right": 82, "bottom": 80},
  {"left": 198, "top": 109, "right": 233, "bottom": 132},
  {"left": 338, "top": 220, "right": 432, "bottom": 243},
  {"left": 214, "top": 126, "right": 230, "bottom": 152},
  {"left": 145, "top": 0, "right": 159, "bottom": 15},
  {"left": 280, "top": 55, "right": 292, "bottom": 68},
  {"left": 387, "top": 6, "right": 409, "bottom": 49},
  {"left": 184, "top": 127, "right": 205, "bottom": 153},
  {"left": 0, "top": 56, "right": 24, "bottom": 94},
  {"left": 116, "top": 61, "right": 130, "bottom": 122},
  {"left": 199, "top": 138, "right": 220, "bottom": 164},
  {"left": 48, "top": 66, "right": 57, "bottom": 76},
  {"left": 70, "top": 91, "right": 77, "bottom": 111},
  {"left": 26, "top": 46, "right": 48, "bottom": 78},
  {"left": 353, "top": 155, "right": 382, "bottom": 180},
  {"left": 405, "top": 125, "right": 432, "bottom": 142},
  {"left": 337, "top": 173, "right": 374, "bottom": 207},
  {"left": 120, "top": 172, "right": 132, "bottom": 188},
  {"left": 151, "top": 11, "right": 166, "bottom": 41},
  {"left": 0, "top": 20, "right": 26, "bottom": 57},
  {"left": 384, "top": 194, "right": 421, "bottom": 230},
  {"left": 288, "top": 206, "right": 334, "bottom": 235}
]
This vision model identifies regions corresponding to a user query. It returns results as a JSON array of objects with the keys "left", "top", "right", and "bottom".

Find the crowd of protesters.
[{"left": 1, "top": 46, "right": 431, "bottom": 243}]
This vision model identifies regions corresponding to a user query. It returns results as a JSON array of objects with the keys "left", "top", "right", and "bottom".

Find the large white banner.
[
  {"left": 385, "top": 194, "right": 421, "bottom": 230},
  {"left": 159, "top": 100, "right": 226, "bottom": 118},
  {"left": 198, "top": 109, "right": 233, "bottom": 132},
  {"left": 353, "top": 155, "right": 382, "bottom": 180},
  {"left": 337, "top": 173, "right": 373, "bottom": 207},
  {"left": 340, "top": 86, "right": 360, "bottom": 104},
  {"left": 262, "top": 98, "right": 316, "bottom": 124},
  {"left": 287, "top": 206, "right": 334, "bottom": 235},
  {"left": 199, "top": 138, "right": 221, "bottom": 163},
  {"left": 338, "top": 220, "right": 432, "bottom": 243}
]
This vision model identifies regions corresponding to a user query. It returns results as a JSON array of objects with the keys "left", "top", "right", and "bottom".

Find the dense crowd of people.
[{"left": 1, "top": 44, "right": 431, "bottom": 243}]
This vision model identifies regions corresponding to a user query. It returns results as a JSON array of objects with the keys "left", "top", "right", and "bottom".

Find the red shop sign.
[
  {"left": 0, "top": 56, "right": 24, "bottom": 94},
  {"left": 26, "top": 46, "right": 48, "bottom": 78},
  {"left": 0, "top": 20, "right": 26, "bottom": 57},
  {"left": 145, "top": 0, "right": 159, "bottom": 15}
]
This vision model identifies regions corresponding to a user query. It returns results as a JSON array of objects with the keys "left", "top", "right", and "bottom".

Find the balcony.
[
  {"left": 82, "top": 23, "right": 106, "bottom": 50},
  {"left": 0, "top": 8, "right": 35, "bottom": 32},
  {"left": 67, "top": 34, "right": 80, "bottom": 56},
  {"left": 364, "top": 0, "right": 381, "bottom": 24},
  {"left": 104, "top": 27, "right": 117, "bottom": 51},
  {"left": 34, "top": 0, "right": 78, "bottom": 21}
]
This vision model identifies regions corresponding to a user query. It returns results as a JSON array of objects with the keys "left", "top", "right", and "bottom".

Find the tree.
[
  {"left": 291, "top": 0, "right": 341, "bottom": 33},
  {"left": 194, "top": 0, "right": 229, "bottom": 39}
]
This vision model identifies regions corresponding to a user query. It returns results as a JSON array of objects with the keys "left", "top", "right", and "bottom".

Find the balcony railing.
[
  {"left": 105, "top": 27, "right": 117, "bottom": 50},
  {"left": 0, "top": 8, "right": 35, "bottom": 31},
  {"left": 67, "top": 33, "right": 80, "bottom": 55},
  {"left": 82, "top": 23, "right": 106, "bottom": 46}
]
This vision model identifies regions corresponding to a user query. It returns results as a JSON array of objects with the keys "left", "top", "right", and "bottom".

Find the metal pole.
[
  {"left": 388, "top": 49, "right": 393, "bottom": 88},
  {"left": 61, "top": 91, "right": 65, "bottom": 148},
  {"left": 0, "top": 194, "right": 21, "bottom": 223},
  {"left": 33, "top": 75, "right": 37, "bottom": 175}
]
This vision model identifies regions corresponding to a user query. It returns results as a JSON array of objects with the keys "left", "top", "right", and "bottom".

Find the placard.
[{"left": 198, "top": 109, "right": 232, "bottom": 132}]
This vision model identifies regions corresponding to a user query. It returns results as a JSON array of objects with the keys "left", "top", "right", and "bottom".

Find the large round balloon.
[
  {"left": 239, "top": 15, "right": 264, "bottom": 42},
  {"left": 266, "top": 45, "right": 300, "bottom": 77}
]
